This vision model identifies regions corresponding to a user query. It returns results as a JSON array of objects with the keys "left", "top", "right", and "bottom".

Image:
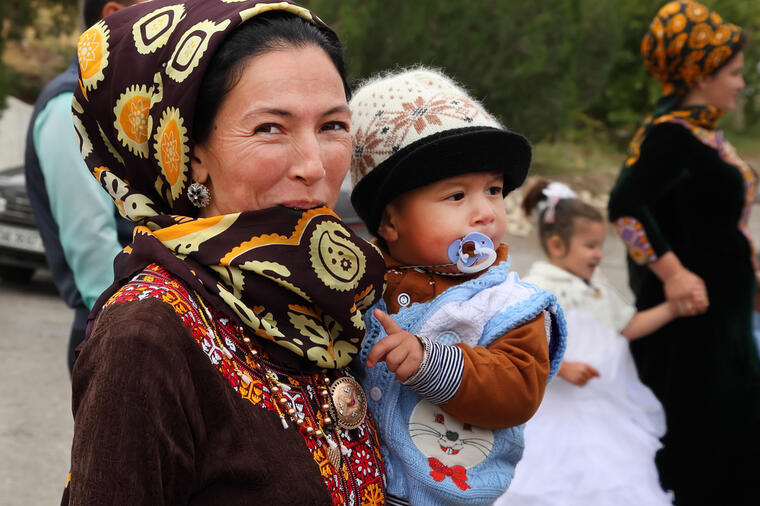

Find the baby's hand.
[
  {"left": 558, "top": 361, "right": 600, "bottom": 387},
  {"left": 367, "top": 309, "right": 424, "bottom": 383}
]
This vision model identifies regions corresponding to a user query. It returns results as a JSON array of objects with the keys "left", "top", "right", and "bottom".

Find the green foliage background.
[
  {"left": 309, "top": 0, "right": 760, "bottom": 142},
  {"left": 2, "top": 0, "right": 759, "bottom": 143},
  {"left": 0, "top": 0, "right": 78, "bottom": 109}
]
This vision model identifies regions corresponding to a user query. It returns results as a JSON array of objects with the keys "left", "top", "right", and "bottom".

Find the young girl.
[{"left": 497, "top": 180, "right": 689, "bottom": 506}]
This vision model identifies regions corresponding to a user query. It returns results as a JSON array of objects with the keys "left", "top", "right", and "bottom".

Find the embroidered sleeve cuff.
[
  {"left": 402, "top": 338, "right": 463, "bottom": 405},
  {"left": 614, "top": 216, "right": 659, "bottom": 265}
]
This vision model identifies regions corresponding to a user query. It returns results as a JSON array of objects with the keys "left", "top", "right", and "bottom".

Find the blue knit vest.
[{"left": 359, "top": 261, "right": 566, "bottom": 505}]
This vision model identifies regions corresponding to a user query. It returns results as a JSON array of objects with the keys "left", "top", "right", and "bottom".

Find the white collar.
[{"left": 523, "top": 260, "right": 603, "bottom": 294}]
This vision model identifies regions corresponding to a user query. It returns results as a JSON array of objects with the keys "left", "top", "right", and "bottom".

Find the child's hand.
[
  {"left": 367, "top": 309, "right": 424, "bottom": 383},
  {"left": 558, "top": 361, "right": 600, "bottom": 387},
  {"left": 664, "top": 269, "right": 709, "bottom": 316},
  {"left": 671, "top": 285, "right": 709, "bottom": 317},
  {"left": 666, "top": 300, "right": 681, "bottom": 319}
]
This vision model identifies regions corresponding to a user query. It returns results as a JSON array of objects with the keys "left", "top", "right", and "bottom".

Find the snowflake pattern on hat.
[{"left": 349, "top": 69, "right": 501, "bottom": 186}]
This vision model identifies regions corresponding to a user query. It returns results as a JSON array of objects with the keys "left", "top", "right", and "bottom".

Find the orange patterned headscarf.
[
  {"left": 618, "top": 1, "right": 757, "bottom": 269},
  {"left": 641, "top": 1, "right": 743, "bottom": 97}
]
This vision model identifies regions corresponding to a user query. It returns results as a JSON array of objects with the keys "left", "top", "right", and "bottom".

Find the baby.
[{"left": 349, "top": 68, "right": 566, "bottom": 505}]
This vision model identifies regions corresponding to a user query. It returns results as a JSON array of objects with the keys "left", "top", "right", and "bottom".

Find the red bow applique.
[{"left": 428, "top": 457, "right": 471, "bottom": 491}]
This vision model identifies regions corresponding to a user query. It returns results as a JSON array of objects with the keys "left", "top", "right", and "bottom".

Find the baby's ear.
[{"left": 377, "top": 207, "right": 399, "bottom": 244}]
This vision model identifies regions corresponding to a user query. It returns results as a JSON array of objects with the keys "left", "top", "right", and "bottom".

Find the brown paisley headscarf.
[{"left": 74, "top": 0, "right": 385, "bottom": 369}]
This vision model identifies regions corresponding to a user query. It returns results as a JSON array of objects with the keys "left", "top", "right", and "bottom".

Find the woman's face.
[
  {"left": 696, "top": 51, "right": 745, "bottom": 112},
  {"left": 191, "top": 45, "right": 351, "bottom": 217}
]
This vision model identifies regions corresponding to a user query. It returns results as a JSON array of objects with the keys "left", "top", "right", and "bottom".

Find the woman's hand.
[
  {"left": 664, "top": 269, "right": 709, "bottom": 316},
  {"left": 558, "top": 361, "right": 600, "bottom": 387},
  {"left": 649, "top": 252, "right": 709, "bottom": 316},
  {"left": 367, "top": 309, "right": 424, "bottom": 383}
]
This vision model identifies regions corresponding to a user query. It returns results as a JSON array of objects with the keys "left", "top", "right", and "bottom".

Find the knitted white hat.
[{"left": 349, "top": 67, "right": 531, "bottom": 235}]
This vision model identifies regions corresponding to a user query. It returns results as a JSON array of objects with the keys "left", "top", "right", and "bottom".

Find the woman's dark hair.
[
  {"left": 82, "top": 0, "right": 111, "bottom": 27},
  {"left": 193, "top": 11, "right": 350, "bottom": 144},
  {"left": 82, "top": 0, "right": 138, "bottom": 28},
  {"left": 522, "top": 179, "right": 604, "bottom": 256}
]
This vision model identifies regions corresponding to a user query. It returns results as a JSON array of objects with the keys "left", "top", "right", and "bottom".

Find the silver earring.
[{"left": 187, "top": 181, "right": 210, "bottom": 208}]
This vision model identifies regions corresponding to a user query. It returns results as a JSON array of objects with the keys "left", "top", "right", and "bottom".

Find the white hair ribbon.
[{"left": 538, "top": 182, "right": 577, "bottom": 224}]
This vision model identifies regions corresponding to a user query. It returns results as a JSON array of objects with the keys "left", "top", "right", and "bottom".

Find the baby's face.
[{"left": 380, "top": 172, "right": 507, "bottom": 266}]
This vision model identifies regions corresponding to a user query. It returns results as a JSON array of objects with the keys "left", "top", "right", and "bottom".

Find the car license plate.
[{"left": 0, "top": 223, "right": 45, "bottom": 254}]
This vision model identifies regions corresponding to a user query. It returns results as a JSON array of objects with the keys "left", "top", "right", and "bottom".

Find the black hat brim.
[{"left": 350, "top": 126, "right": 531, "bottom": 235}]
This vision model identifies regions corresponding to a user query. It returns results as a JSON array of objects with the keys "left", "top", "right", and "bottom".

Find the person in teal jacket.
[{"left": 24, "top": 0, "right": 138, "bottom": 374}]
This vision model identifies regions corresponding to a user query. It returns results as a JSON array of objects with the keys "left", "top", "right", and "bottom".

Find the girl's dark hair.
[
  {"left": 522, "top": 179, "right": 603, "bottom": 255},
  {"left": 193, "top": 11, "right": 349, "bottom": 144}
]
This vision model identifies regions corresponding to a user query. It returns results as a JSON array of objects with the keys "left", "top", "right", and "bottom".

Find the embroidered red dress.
[{"left": 65, "top": 265, "right": 386, "bottom": 505}]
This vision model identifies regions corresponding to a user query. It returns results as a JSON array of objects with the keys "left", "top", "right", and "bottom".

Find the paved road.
[{"left": 0, "top": 271, "right": 73, "bottom": 506}]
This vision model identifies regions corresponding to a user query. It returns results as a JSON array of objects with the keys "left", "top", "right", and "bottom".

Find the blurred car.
[{"left": 0, "top": 165, "right": 47, "bottom": 282}]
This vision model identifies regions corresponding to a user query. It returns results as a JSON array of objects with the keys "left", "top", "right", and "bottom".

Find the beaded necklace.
[{"left": 193, "top": 291, "right": 367, "bottom": 469}]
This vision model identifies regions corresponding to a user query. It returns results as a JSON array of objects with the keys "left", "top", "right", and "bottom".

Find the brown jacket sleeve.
[
  {"left": 66, "top": 298, "right": 335, "bottom": 505},
  {"left": 441, "top": 313, "right": 550, "bottom": 430},
  {"left": 68, "top": 299, "right": 201, "bottom": 505}
]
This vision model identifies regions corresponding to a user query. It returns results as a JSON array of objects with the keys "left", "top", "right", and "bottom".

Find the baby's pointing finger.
[
  {"left": 373, "top": 308, "right": 403, "bottom": 336},
  {"left": 366, "top": 334, "right": 400, "bottom": 368}
]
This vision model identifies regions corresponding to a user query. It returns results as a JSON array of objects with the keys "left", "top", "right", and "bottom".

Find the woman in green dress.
[{"left": 608, "top": 2, "right": 759, "bottom": 504}]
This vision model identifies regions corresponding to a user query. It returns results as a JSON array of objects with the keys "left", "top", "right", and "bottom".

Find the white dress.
[{"left": 496, "top": 261, "right": 672, "bottom": 506}]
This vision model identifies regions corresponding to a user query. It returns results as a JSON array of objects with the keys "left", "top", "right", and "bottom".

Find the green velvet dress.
[{"left": 609, "top": 115, "right": 760, "bottom": 503}]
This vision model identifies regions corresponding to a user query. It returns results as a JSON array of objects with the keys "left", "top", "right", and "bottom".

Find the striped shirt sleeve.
[{"left": 402, "top": 337, "right": 464, "bottom": 405}]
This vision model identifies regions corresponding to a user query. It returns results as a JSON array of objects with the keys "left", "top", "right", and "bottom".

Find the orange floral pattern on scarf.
[{"left": 641, "top": 1, "right": 742, "bottom": 96}]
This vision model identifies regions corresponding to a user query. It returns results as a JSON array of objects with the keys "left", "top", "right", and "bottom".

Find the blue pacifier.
[{"left": 446, "top": 232, "right": 497, "bottom": 274}]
